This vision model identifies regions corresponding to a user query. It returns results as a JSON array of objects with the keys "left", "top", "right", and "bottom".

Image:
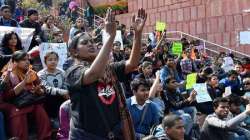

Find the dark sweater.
[{"left": 126, "top": 97, "right": 160, "bottom": 135}]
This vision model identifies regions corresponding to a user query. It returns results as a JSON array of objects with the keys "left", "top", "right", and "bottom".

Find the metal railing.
[
  {"left": 78, "top": 7, "right": 104, "bottom": 28},
  {"left": 144, "top": 31, "right": 250, "bottom": 58},
  {"left": 93, "top": 14, "right": 104, "bottom": 28}
]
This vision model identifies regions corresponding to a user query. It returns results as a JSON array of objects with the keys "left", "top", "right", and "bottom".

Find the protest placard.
[
  {"left": 156, "top": 21, "right": 166, "bottom": 32},
  {"left": 195, "top": 45, "right": 205, "bottom": 52},
  {"left": 0, "top": 26, "right": 35, "bottom": 51},
  {"left": 223, "top": 86, "right": 232, "bottom": 97},
  {"left": 102, "top": 30, "right": 124, "bottom": 50},
  {"left": 39, "top": 43, "right": 68, "bottom": 69},
  {"left": 186, "top": 73, "right": 197, "bottom": 89},
  {"left": 172, "top": 42, "right": 183, "bottom": 55},
  {"left": 193, "top": 83, "right": 212, "bottom": 103},
  {"left": 221, "top": 57, "right": 234, "bottom": 73}
]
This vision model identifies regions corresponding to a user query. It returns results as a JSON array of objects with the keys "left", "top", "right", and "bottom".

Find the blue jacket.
[
  {"left": 0, "top": 17, "right": 19, "bottom": 27},
  {"left": 219, "top": 77, "right": 241, "bottom": 93}
]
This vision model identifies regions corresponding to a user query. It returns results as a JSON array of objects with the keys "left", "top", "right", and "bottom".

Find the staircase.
[{"left": 144, "top": 31, "right": 250, "bottom": 59}]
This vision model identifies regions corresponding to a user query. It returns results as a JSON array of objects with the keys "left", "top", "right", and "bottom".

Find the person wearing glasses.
[{"left": 0, "top": 5, "right": 19, "bottom": 27}]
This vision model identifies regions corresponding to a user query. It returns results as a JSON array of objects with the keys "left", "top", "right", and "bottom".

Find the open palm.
[
  {"left": 104, "top": 8, "right": 116, "bottom": 37},
  {"left": 131, "top": 8, "right": 147, "bottom": 33}
]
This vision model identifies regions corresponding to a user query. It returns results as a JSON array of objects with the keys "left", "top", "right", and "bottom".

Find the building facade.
[{"left": 84, "top": 0, "right": 250, "bottom": 55}]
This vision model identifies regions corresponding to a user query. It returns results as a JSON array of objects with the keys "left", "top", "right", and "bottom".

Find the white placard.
[
  {"left": 0, "top": 26, "right": 35, "bottom": 51},
  {"left": 221, "top": 57, "right": 234, "bottom": 73},
  {"left": 240, "top": 31, "right": 250, "bottom": 45},
  {"left": 223, "top": 86, "right": 232, "bottom": 97},
  {"left": 195, "top": 45, "right": 204, "bottom": 52},
  {"left": 102, "top": 30, "right": 124, "bottom": 50},
  {"left": 193, "top": 83, "right": 212, "bottom": 103},
  {"left": 39, "top": 43, "right": 68, "bottom": 69}
]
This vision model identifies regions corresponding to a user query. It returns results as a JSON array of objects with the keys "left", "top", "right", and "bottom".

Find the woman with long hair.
[
  {"left": 0, "top": 31, "right": 23, "bottom": 73},
  {"left": 0, "top": 50, "right": 51, "bottom": 140}
]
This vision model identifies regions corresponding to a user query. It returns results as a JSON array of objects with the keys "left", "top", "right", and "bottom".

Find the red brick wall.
[
  {"left": 88, "top": 0, "right": 118, "bottom": 6},
  {"left": 115, "top": 0, "right": 250, "bottom": 55},
  {"left": 77, "top": 0, "right": 118, "bottom": 8}
]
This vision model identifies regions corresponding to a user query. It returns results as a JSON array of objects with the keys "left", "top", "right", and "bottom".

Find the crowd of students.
[{"left": 0, "top": 2, "right": 250, "bottom": 140}]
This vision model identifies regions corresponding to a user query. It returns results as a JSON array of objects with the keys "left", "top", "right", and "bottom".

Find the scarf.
[{"left": 9, "top": 65, "right": 38, "bottom": 90}]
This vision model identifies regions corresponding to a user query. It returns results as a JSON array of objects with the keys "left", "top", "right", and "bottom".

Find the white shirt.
[{"left": 131, "top": 96, "right": 151, "bottom": 110}]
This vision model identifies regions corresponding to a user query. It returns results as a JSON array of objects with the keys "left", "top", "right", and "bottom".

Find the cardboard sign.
[
  {"left": 223, "top": 86, "right": 232, "bottom": 97},
  {"left": 156, "top": 21, "right": 166, "bottom": 32},
  {"left": 39, "top": 43, "right": 68, "bottom": 69},
  {"left": 193, "top": 83, "right": 212, "bottom": 103},
  {"left": 172, "top": 42, "right": 183, "bottom": 55},
  {"left": 0, "top": 26, "right": 35, "bottom": 51},
  {"left": 221, "top": 57, "right": 234, "bottom": 73},
  {"left": 186, "top": 73, "right": 197, "bottom": 89}
]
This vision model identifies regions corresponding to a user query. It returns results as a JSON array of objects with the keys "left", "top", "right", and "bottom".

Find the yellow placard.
[
  {"left": 172, "top": 42, "right": 183, "bottom": 55},
  {"left": 156, "top": 21, "right": 166, "bottom": 32},
  {"left": 186, "top": 73, "right": 197, "bottom": 89}
]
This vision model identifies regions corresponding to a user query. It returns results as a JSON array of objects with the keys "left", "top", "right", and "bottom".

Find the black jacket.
[{"left": 20, "top": 19, "right": 45, "bottom": 50}]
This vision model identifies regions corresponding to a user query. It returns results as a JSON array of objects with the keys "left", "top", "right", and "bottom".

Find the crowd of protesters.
[{"left": 0, "top": 1, "right": 250, "bottom": 140}]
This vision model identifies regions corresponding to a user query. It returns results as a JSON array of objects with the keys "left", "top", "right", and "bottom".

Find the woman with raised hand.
[{"left": 65, "top": 8, "right": 147, "bottom": 139}]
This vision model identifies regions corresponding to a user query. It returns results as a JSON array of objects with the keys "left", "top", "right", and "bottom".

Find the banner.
[
  {"left": 156, "top": 21, "right": 166, "bottom": 32},
  {"left": 186, "top": 73, "right": 197, "bottom": 89},
  {"left": 0, "top": 26, "right": 35, "bottom": 51},
  {"left": 193, "top": 83, "right": 212, "bottom": 103},
  {"left": 39, "top": 43, "right": 68, "bottom": 69},
  {"left": 172, "top": 42, "right": 183, "bottom": 55},
  {"left": 102, "top": 30, "right": 124, "bottom": 50}
]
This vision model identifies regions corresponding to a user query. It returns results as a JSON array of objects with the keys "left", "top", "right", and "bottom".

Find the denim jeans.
[
  {"left": 182, "top": 106, "right": 197, "bottom": 122},
  {"left": 229, "top": 127, "right": 250, "bottom": 140}
]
